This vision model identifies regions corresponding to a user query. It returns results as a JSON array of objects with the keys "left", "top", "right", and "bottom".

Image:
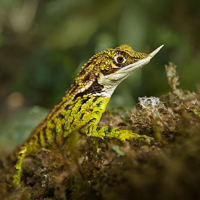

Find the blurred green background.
[{"left": 0, "top": 0, "right": 200, "bottom": 148}]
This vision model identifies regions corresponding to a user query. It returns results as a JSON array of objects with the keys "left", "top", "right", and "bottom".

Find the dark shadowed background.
[{"left": 0, "top": 0, "right": 200, "bottom": 147}]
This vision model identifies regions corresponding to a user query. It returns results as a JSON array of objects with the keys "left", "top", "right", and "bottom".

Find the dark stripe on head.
[{"left": 74, "top": 79, "right": 104, "bottom": 99}]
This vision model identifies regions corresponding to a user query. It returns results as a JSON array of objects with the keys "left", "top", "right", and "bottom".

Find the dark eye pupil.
[{"left": 117, "top": 56, "right": 123, "bottom": 63}]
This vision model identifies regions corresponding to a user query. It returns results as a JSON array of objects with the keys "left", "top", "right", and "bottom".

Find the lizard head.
[{"left": 70, "top": 44, "right": 164, "bottom": 98}]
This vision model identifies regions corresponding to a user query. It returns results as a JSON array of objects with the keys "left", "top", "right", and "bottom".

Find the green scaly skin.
[{"left": 11, "top": 44, "right": 163, "bottom": 186}]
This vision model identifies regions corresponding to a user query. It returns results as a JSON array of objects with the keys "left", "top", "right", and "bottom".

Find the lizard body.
[{"left": 11, "top": 44, "right": 163, "bottom": 185}]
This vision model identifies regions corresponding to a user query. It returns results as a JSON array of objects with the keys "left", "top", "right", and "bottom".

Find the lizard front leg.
[
  {"left": 85, "top": 125, "right": 154, "bottom": 142},
  {"left": 81, "top": 101, "right": 154, "bottom": 142}
]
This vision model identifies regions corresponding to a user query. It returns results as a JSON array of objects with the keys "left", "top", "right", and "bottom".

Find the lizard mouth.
[{"left": 120, "top": 44, "right": 164, "bottom": 73}]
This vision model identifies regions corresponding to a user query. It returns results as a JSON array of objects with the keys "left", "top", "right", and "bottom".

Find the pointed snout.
[{"left": 148, "top": 44, "right": 164, "bottom": 58}]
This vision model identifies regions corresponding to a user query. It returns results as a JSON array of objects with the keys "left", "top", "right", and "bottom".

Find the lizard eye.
[{"left": 114, "top": 55, "right": 126, "bottom": 64}]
